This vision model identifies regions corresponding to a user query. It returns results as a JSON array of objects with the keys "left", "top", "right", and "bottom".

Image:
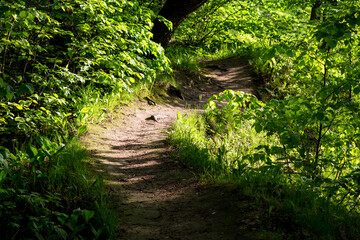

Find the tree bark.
[
  {"left": 152, "top": 0, "right": 209, "bottom": 48},
  {"left": 310, "top": 1, "right": 323, "bottom": 20}
]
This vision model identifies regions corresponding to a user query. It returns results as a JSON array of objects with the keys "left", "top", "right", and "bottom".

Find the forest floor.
[{"left": 82, "top": 57, "right": 282, "bottom": 240}]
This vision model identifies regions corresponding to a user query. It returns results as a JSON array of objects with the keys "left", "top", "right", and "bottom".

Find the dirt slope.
[{"left": 82, "top": 57, "right": 278, "bottom": 239}]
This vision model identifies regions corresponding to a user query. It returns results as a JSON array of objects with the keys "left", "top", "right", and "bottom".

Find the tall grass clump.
[
  {"left": 165, "top": 46, "right": 203, "bottom": 73},
  {"left": 168, "top": 99, "right": 276, "bottom": 180}
]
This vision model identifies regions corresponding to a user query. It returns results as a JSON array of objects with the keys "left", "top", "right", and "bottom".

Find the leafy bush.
[
  {"left": 0, "top": 0, "right": 171, "bottom": 238},
  {"left": 0, "top": 0, "right": 170, "bottom": 147},
  {"left": 0, "top": 139, "right": 113, "bottom": 239},
  {"left": 168, "top": 0, "right": 360, "bottom": 237},
  {"left": 169, "top": 90, "right": 360, "bottom": 238},
  {"left": 201, "top": 90, "right": 360, "bottom": 212},
  {"left": 169, "top": 0, "right": 360, "bottom": 212}
]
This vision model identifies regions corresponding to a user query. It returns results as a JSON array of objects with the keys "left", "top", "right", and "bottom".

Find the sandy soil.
[{"left": 82, "top": 57, "right": 278, "bottom": 240}]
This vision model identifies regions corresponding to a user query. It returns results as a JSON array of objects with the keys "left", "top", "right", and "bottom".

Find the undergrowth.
[
  {"left": 0, "top": 0, "right": 171, "bottom": 238},
  {"left": 0, "top": 139, "right": 115, "bottom": 239},
  {"left": 168, "top": 91, "right": 360, "bottom": 239}
]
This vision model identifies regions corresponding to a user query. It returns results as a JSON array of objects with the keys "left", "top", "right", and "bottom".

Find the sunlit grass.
[
  {"left": 168, "top": 106, "right": 360, "bottom": 239},
  {"left": 168, "top": 107, "right": 277, "bottom": 179},
  {"left": 165, "top": 46, "right": 203, "bottom": 73},
  {"left": 76, "top": 84, "right": 147, "bottom": 125}
]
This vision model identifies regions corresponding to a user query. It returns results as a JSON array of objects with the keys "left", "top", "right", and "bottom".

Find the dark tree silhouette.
[
  {"left": 310, "top": 0, "right": 323, "bottom": 20},
  {"left": 151, "top": 0, "right": 209, "bottom": 48}
]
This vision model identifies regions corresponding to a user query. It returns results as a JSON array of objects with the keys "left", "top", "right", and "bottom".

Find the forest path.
[{"left": 82, "top": 57, "right": 274, "bottom": 240}]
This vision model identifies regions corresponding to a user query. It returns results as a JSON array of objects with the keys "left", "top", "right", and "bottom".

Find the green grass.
[
  {"left": 168, "top": 106, "right": 360, "bottom": 239},
  {"left": 165, "top": 46, "right": 203, "bottom": 73},
  {"left": 52, "top": 140, "right": 117, "bottom": 237},
  {"left": 76, "top": 83, "right": 149, "bottom": 125},
  {"left": 165, "top": 44, "right": 242, "bottom": 74},
  {"left": 168, "top": 106, "right": 277, "bottom": 178}
]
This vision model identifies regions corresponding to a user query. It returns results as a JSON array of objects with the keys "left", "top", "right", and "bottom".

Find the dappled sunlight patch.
[{"left": 121, "top": 160, "right": 162, "bottom": 169}]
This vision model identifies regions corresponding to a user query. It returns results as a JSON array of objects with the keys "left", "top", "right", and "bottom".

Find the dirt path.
[{"left": 82, "top": 57, "right": 275, "bottom": 239}]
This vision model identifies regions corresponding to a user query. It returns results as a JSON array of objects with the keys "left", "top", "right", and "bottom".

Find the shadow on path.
[{"left": 82, "top": 57, "right": 279, "bottom": 239}]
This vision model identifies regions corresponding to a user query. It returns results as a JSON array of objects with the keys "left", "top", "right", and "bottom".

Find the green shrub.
[
  {"left": 0, "top": 0, "right": 170, "bottom": 147},
  {"left": 169, "top": 90, "right": 360, "bottom": 238},
  {"left": 0, "top": 139, "right": 115, "bottom": 239}
]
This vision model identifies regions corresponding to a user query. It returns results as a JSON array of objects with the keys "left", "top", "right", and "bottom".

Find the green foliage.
[
  {"left": 169, "top": 90, "right": 360, "bottom": 238},
  {"left": 165, "top": 46, "right": 203, "bottom": 73},
  {"left": 168, "top": 97, "right": 277, "bottom": 178},
  {"left": 203, "top": 88, "right": 360, "bottom": 207},
  {"left": 0, "top": 0, "right": 170, "bottom": 146},
  {"left": 138, "top": 0, "right": 165, "bottom": 13},
  {"left": 169, "top": 0, "right": 360, "bottom": 212},
  {"left": 0, "top": 0, "right": 171, "bottom": 238},
  {"left": 205, "top": 83, "right": 360, "bottom": 210},
  {"left": 167, "top": 0, "right": 360, "bottom": 237},
  {"left": 0, "top": 140, "right": 114, "bottom": 239}
]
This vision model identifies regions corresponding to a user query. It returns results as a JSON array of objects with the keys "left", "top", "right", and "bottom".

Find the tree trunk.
[
  {"left": 310, "top": 1, "right": 323, "bottom": 20},
  {"left": 152, "top": 0, "right": 209, "bottom": 48}
]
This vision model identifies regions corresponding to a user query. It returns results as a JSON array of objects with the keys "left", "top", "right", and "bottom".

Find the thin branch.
[
  {"left": 39, "top": 3, "right": 56, "bottom": 8},
  {"left": 196, "top": 7, "right": 245, "bottom": 44},
  {"left": 350, "top": 197, "right": 360, "bottom": 213},
  {"left": 1, "top": 20, "right": 15, "bottom": 78}
]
